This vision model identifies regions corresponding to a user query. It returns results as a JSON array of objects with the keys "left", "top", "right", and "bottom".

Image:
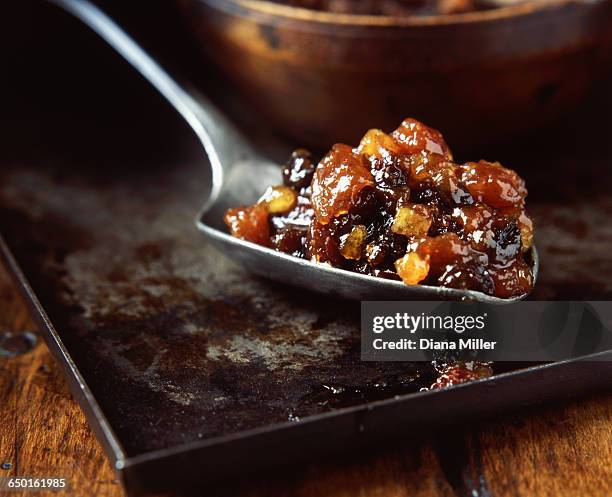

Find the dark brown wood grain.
[{"left": 1, "top": 261, "right": 611, "bottom": 497}]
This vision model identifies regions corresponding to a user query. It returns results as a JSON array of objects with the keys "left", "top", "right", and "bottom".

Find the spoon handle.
[{"left": 48, "top": 0, "right": 255, "bottom": 206}]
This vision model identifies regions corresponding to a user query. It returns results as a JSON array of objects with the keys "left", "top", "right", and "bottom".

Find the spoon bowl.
[
  {"left": 53, "top": 0, "right": 539, "bottom": 303},
  {"left": 198, "top": 207, "right": 539, "bottom": 303}
]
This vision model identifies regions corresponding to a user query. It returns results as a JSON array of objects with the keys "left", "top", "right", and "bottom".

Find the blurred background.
[{"left": 3, "top": 0, "right": 612, "bottom": 164}]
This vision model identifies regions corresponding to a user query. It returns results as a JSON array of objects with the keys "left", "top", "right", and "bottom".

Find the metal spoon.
[{"left": 51, "top": 0, "right": 538, "bottom": 303}]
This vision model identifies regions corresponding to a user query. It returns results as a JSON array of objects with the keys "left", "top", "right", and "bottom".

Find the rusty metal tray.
[{"left": 2, "top": 2, "right": 612, "bottom": 496}]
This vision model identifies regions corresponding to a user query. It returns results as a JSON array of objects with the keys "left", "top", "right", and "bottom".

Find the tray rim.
[
  {"left": 0, "top": 235, "right": 127, "bottom": 468},
  {"left": 2, "top": 232, "right": 612, "bottom": 489}
]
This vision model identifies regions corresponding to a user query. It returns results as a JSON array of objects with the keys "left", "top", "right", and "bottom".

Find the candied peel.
[
  {"left": 395, "top": 252, "right": 430, "bottom": 285},
  {"left": 259, "top": 185, "right": 297, "bottom": 214},
  {"left": 340, "top": 225, "right": 368, "bottom": 260},
  {"left": 392, "top": 204, "right": 432, "bottom": 237},
  {"left": 224, "top": 118, "right": 534, "bottom": 298}
]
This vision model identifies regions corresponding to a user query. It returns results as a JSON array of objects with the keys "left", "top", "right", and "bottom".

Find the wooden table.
[
  {"left": 1, "top": 263, "right": 611, "bottom": 497},
  {"left": 2, "top": 5, "right": 612, "bottom": 494}
]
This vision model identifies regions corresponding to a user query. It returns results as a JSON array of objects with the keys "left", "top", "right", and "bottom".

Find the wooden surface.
[
  {"left": 2, "top": 4, "right": 611, "bottom": 495},
  {"left": 0, "top": 263, "right": 611, "bottom": 497}
]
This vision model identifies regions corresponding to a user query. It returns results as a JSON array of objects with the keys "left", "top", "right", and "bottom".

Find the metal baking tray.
[{"left": 2, "top": 2, "right": 612, "bottom": 495}]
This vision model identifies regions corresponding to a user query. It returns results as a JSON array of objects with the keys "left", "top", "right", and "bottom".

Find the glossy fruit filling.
[{"left": 224, "top": 118, "right": 534, "bottom": 298}]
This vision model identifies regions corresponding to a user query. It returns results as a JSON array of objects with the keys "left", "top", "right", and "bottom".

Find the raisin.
[
  {"left": 350, "top": 185, "right": 379, "bottom": 221},
  {"left": 307, "top": 220, "right": 343, "bottom": 265},
  {"left": 411, "top": 186, "right": 444, "bottom": 205},
  {"left": 499, "top": 207, "right": 534, "bottom": 252},
  {"left": 493, "top": 219, "right": 521, "bottom": 261},
  {"left": 438, "top": 262, "right": 495, "bottom": 295},
  {"left": 371, "top": 157, "right": 409, "bottom": 190},
  {"left": 272, "top": 228, "right": 307, "bottom": 257},
  {"left": 283, "top": 148, "right": 316, "bottom": 190},
  {"left": 450, "top": 181, "right": 474, "bottom": 206},
  {"left": 353, "top": 259, "right": 372, "bottom": 275},
  {"left": 428, "top": 207, "right": 461, "bottom": 236}
]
